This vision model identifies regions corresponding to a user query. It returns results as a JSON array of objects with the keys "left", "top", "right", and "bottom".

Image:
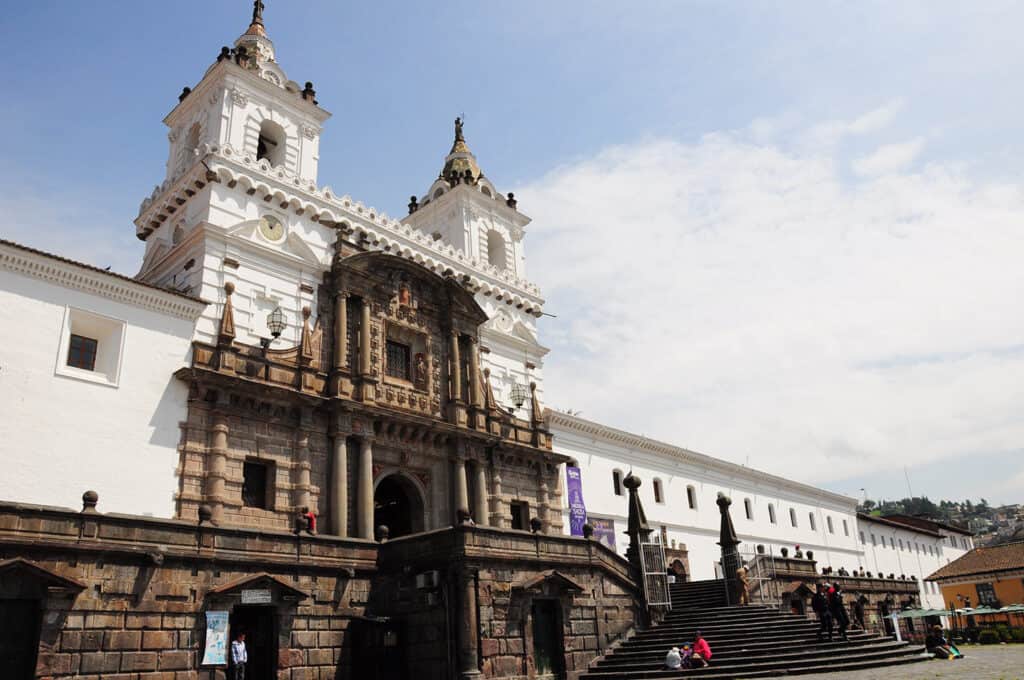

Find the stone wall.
[{"left": 0, "top": 500, "right": 376, "bottom": 680}]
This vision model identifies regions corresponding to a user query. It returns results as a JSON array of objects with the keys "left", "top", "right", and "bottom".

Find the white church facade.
[{"left": 0, "top": 4, "right": 976, "bottom": 676}]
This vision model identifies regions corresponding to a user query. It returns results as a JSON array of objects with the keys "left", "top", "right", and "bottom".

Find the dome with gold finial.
[{"left": 439, "top": 117, "right": 483, "bottom": 186}]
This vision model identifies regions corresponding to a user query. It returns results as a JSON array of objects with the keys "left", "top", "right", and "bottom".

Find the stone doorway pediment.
[
  {"left": 206, "top": 572, "right": 309, "bottom": 602},
  {"left": 513, "top": 569, "right": 584, "bottom": 594}
]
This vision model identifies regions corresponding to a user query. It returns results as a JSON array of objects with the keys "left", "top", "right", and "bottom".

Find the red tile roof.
[
  {"left": 926, "top": 540, "right": 1024, "bottom": 581},
  {"left": 882, "top": 514, "right": 972, "bottom": 536}
]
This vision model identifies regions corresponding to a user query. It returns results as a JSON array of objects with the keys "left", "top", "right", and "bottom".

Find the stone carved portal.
[{"left": 374, "top": 474, "right": 426, "bottom": 538}]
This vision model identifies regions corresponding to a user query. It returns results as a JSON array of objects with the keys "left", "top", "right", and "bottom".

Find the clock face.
[{"left": 259, "top": 214, "right": 285, "bottom": 242}]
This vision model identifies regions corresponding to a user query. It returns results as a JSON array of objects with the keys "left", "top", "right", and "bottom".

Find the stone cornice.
[
  {"left": 135, "top": 146, "right": 545, "bottom": 313},
  {"left": 545, "top": 409, "right": 857, "bottom": 508},
  {"left": 0, "top": 240, "right": 207, "bottom": 321}
]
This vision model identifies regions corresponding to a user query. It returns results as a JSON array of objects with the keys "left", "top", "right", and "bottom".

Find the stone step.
[
  {"left": 632, "top": 619, "right": 820, "bottom": 641},
  {"left": 580, "top": 643, "right": 924, "bottom": 679},
  {"left": 596, "top": 634, "right": 885, "bottom": 662},
  {"left": 617, "top": 629, "right": 869, "bottom": 653},
  {"left": 594, "top": 639, "right": 911, "bottom": 669},
  {"left": 582, "top": 652, "right": 927, "bottom": 679}
]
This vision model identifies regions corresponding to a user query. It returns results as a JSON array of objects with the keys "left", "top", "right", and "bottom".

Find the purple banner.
[
  {"left": 566, "top": 466, "right": 588, "bottom": 536},
  {"left": 589, "top": 517, "right": 617, "bottom": 550}
]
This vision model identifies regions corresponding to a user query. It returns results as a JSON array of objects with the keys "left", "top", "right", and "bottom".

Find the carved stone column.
[
  {"left": 454, "top": 458, "right": 470, "bottom": 519},
  {"left": 357, "top": 436, "right": 374, "bottom": 539},
  {"left": 294, "top": 431, "right": 312, "bottom": 512},
  {"left": 449, "top": 329, "right": 463, "bottom": 401},
  {"left": 330, "top": 435, "right": 348, "bottom": 537},
  {"left": 467, "top": 336, "right": 485, "bottom": 429},
  {"left": 332, "top": 291, "right": 350, "bottom": 396},
  {"left": 448, "top": 329, "right": 467, "bottom": 426},
  {"left": 489, "top": 467, "right": 504, "bottom": 528},
  {"left": 360, "top": 299, "right": 372, "bottom": 376},
  {"left": 207, "top": 414, "right": 229, "bottom": 523},
  {"left": 473, "top": 461, "right": 488, "bottom": 527},
  {"left": 456, "top": 567, "right": 482, "bottom": 679}
]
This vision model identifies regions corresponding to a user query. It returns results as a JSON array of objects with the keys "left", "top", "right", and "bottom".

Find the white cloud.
[
  {"left": 852, "top": 138, "right": 926, "bottom": 176},
  {"left": 519, "top": 119, "right": 1024, "bottom": 493}
]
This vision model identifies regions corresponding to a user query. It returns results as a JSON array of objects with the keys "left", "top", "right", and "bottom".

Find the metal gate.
[{"left": 639, "top": 541, "right": 672, "bottom": 609}]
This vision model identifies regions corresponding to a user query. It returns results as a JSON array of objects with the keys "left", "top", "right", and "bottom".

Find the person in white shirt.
[
  {"left": 665, "top": 646, "right": 682, "bottom": 670},
  {"left": 231, "top": 632, "right": 247, "bottom": 680}
]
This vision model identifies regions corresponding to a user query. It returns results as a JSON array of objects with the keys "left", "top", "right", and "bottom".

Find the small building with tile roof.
[{"left": 927, "top": 540, "right": 1024, "bottom": 614}]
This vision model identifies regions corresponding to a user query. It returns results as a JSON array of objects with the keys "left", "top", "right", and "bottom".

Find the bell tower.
[
  {"left": 159, "top": 1, "right": 329, "bottom": 188},
  {"left": 134, "top": 2, "right": 333, "bottom": 348}
]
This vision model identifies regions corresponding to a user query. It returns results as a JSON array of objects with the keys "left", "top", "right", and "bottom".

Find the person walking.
[
  {"left": 231, "top": 631, "right": 248, "bottom": 680},
  {"left": 812, "top": 583, "right": 833, "bottom": 642},
  {"left": 828, "top": 583, "right": 850, "bottom": 641},
  {"left": 853, "top": 594, "right": 868, "bottom": 631}
]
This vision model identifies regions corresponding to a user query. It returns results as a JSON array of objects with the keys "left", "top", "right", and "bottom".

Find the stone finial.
[
  {"left": 529, "top": 517, "right": 543, "bottom": 534},
  {"left": 81, "top": 490, "right": 99, "bottom": 513},
  {"left": 218, "top": 46, "right": 232, "bottom": 62},
  {"left": 456, "top": 508, "right": 473, "bottom": 526},
  {"left": 179, "top": 87, "right": 192, "bottom": 102},
  {"left": 529, "top": 382, "right": 543, "bottom": 424},
  {"left": 251, "top": 0, "right": 265, "bottom": 27},
  {"left": 506, "top": 192, "right": 517, "bottom": 210},
  {"left": 197, "top": 504, "right": 213, "bottom": 525},
  {"left": 582, "top": 523, "right": 595, "bottom": 539},
  {"left": 218, "top": 282, "right": 236, "bottom": 345},
  {"left": 408, "top": 195, "right": 419, "bottom": 214},
  {"left": 302, "top": 82, "right": 317, "bottom": 104},
  {"left": 376, "top": 525, "right": 390, "bottom": 542}
]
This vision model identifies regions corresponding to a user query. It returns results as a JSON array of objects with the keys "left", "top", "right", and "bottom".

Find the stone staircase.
[{"left": 580, "top": 579, "right": 927, "bottom": 679}]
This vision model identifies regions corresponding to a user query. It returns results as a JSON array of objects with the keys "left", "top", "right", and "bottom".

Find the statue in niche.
[
  {"left": 398, "top": 282, "right": 411, "bottom": 306},
  {"left": 414, "top": 353, "right": 428, "bottom": 390}
]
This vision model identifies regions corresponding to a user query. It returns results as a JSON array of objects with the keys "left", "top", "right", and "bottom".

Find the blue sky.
[{"left": 1, "top": 2, "right": 1021, "bottom": 505}]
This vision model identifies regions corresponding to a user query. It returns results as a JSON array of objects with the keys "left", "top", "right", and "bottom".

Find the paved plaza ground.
[{"left": 758, "top": 644, "right": 1024, "bottom": 680}]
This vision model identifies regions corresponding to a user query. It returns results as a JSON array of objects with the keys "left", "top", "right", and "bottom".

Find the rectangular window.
[
  {"left": 510, "top": 501, "right": 530, "bottom": 531},
  {"left": 612, "top": 470, "right": 623, "bottom": 496},
  {"left": 843, "top": 519, "right": 849, "bottom": 536},
  {"left": 687, "top": 486, "right": 697, "bottom": 510},
  {"left": 385, "top": 340, "right": 411, "bottom": 380},
  {"left": 242, "top": 460, "right": 271, "bottom": 509},
  {"left": 871, "top": 533, "right": 876, "bottom": 546},
  {"left": 67, "top": 334, "right": 99, "bottom": 371},
  {"left": 976, "top": 582, "right": 998, "bottom": 606},
  {"left": 653, "top": 479, "right": 663, "bottom": 504}
]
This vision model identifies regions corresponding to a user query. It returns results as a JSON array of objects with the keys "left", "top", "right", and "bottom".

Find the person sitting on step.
[
  {"left": 925, "top": 625, "right": 963, "bottom": 660},
  {"left": 664, "top": 646, "right": 682, "bottom": 670},
  {"left": 691, "top": 630, "right": 712, "bottom": 667}
]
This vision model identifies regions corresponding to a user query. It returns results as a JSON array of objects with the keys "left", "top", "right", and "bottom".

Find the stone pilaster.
[
  {"left": 473, "top": 461, "right": 488, "bottom": 526},
  {"left": 357, "top": 436, "right": 374, "bottom": 539},
  {"left": 489, "top": 469, "right": 504, "bottom": 528},
  {"left": 206, "top": 414, "right": 229, "bottom": 524},
  {"left": 329, "top": 433, "right": 348, "bottom": 537},
  {"left": 359, "top": 298, "right": 376, "bottom": 402},
  {"left": 456, "top": 567, "right": 482, "bottom": 679},
  {"left": 448, "top": 329, "right": 467, "bottom": 426},
  {"left": 331, "top": 291, "right": 351, "bottom": 396},
  {"left": 454, "top": 457, "right": 470, "bottom": 520}
]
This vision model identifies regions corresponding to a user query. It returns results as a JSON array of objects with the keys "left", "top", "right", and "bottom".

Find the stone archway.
[{"left": 374, "top": 474, "right": 426, "bottom": 538}]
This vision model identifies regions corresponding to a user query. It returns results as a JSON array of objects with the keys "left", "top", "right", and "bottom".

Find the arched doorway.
[{"left": 374, "top": 474, "right": 425, "bottom": 538}]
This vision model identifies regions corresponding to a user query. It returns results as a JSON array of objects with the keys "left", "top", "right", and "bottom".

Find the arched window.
[
  {"left": 744, "top": 498, "right": 753, "bottom": 520},
  {"left": 827, "top": 516, "right": 835, "bottom": 534},
  {"left": 256, "top": 119, "right": 286, "bottom": 167},
  {"left": 433, "top": 187, "right": 445, "bottom": 199},
  {"left": 481, "top": 185, "right": 492, "bottom": 197},
  {"left": 653, "top": 478, "right": 664, "bottom": 504},
  {"left": 686, "top": 485, "right": 697, "bottom": 510},
  {"left": 179, "top": 122, "right": 201, "bottom": 172},
  {"left": 809, "top": 513, "right": 816, "bottom": 531},
  {"left": 486, "top": 230, "right": 507, "bottom": 269},
  {"left": 612, "top": 469, "right": 623, "bottom": 497},
  {"left": 789, "top": 508, "right": 798, "bottom": 528},
  {"left": 768, "top": 504, "right": 777, "bottom": 524}
]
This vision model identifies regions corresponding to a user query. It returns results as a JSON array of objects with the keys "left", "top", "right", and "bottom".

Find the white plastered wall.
[{"left": 0, "top": 270, "right": 197, "bottom": 517}]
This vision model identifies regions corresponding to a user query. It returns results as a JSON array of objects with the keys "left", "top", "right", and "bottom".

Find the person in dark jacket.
[
  {"left": 853, "top": 594, "right": 868, "bottom": 631},
  {"left": 812, "top": 583, "right": 833, "bottom": 642},
  {"left": 828, "top": 583, "right": 850, "bottom": 641}
]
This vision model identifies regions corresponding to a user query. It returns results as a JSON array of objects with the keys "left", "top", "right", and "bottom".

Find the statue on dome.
[
  {"left": 252, "top": 0, "right": 266, "bottom": 26},
  {"left": 454, "top": 117, "right": 465, "bottom": 142}
]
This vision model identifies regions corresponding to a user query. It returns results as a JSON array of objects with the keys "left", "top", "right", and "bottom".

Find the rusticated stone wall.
[{"left": 0, "top": 501, "right": 376, "bottom": 680}]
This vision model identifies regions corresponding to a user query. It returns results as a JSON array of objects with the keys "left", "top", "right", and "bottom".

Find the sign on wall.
[
  {"left": 566, "top": 466, "right": 588, "bottom": 537},
  {"left": 589, "top": 517, "right": 617, "bottom": 550},
  {"left": 241, "top": 588, "right": 273, "bottom": 604},
  {"left": 201, "top": 610, "right": 229, "bottom": 666}
]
